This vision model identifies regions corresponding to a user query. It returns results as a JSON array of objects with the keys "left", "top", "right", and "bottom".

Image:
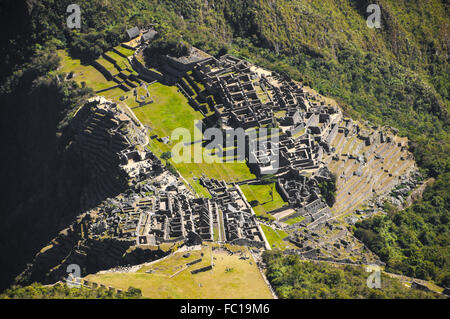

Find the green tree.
[{"left": 161, "top": 151, "right": 172, "bottom": 162}]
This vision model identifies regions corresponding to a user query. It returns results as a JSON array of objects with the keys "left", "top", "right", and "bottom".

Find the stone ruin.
[
  {"left": 192, "top": 55, "right": 342, "bottom": 177},
  {"left": 276, "top": 169, "right": 331, "bottom": 229},
  {"left": 70, "top": 96, "right": 161, "bottom": 209},
  {"left": 200, "top": 178, "right": 268, "bottom": 249},
  {"left": 21, "top": 40, "right": 423, "bottom": 285},
  {"left": 84, "top": 170, "right": 201, "bottom": 246},
  {"left": 186, "top": 52, "right": 418, "bottom": 265},
  {"left": 82, "top": 175, "right": 268, "bottom": 250},
  {"left": 286, "top": 220, "right": 383, "bottom": 266}
]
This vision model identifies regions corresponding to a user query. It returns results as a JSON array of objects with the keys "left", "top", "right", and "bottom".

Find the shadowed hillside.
[{"left": 0, "top": 0, "right": 447, "bottom": 292}]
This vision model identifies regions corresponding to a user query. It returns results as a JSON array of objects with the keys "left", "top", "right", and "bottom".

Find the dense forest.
[
  {"left": 262, "top": 250, "right": 441, "bottom": 298},
  {"left": 0, "top": 0, "right": 448, "bottom": 291},
  {"left": 1, "top": 283, "right": 142, "bottom": 299},
  {"left": 354, "top": 174, "right": 449, "bottom": 287},
  {"left": 318, "top": 173, "right": 337, "bottom": 207}
]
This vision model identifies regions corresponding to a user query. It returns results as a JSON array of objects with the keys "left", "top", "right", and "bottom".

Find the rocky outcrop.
[{"left": 402, "top": 178, "right": 435, "bottom": 209}]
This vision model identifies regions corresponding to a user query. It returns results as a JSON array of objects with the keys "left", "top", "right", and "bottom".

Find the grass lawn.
[
  {"left": 213, "top": 227, "right": 219, "bottom": 241},
  {"left": 138, "top": 246, "right": 213, "bottom": 276},
  {"left": 136, "top": 86, "right": 148, "bottom": 97},
  {"left": 132, "top": 82, "right": 255, "bottom": 194},
  {"left": 274, "top": 110, "right": 286, "bottom": 118},
  {"left": 85, "top": 244, "right": 272, "bottom": 299},
  {"left": 240, "top": 183, "right": 287, "bottom": 216},
  {"left": 259, "top": 225, "right": 293, "bottom": 250},
  {"left": 293, "top": 127, "right": 307, "bottom": 138},
  {"left": 99, "top": 87, "right": 128, "bottom": 100},
  {"left": 121, "top": 69, "right": 131, "bottom": 76},
  {"left": 105, "top": 51, "right": 132, "bottom": 70},
  {"left": 96, "top": 57, "right": 118, "bottom": 74},
  {"left": 283, "top": 215, "right": 305, "bottom": 225},
  {"left": 132, "top": 82, "right": 203, "bottom": 138},
  {"left": 113, "top": 45, "right": 135, "bottom": 57},
  {"left": 57, "top": 50, "right": 117, "bottom": 91},
  {"left": 191, "top": 178, "right": 211, "bottom": 198}
]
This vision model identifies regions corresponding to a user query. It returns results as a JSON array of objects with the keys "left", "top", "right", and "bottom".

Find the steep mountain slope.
[
  {"left": 0, "top": 50, "right": 93, "bottom": 290},
  {"left": 0, "top": 0, "right": 448, "bottom": 291},
  {"left": 9, "top": 0, "right": 446, "bottom": 174}
]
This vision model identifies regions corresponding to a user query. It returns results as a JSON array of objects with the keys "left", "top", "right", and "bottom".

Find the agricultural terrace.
[{"left": 57, "top": 50, "right": 117, "bottom": 91}]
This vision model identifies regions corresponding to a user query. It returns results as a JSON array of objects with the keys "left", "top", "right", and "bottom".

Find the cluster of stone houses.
[
  {"left": 191, "top": 55, "right": 342, "bottom": 179},
  {"left": 85, "top": 40, "right": 414, "bottom": 254},
  {"left": 80, "top": 146, "right": 268, "bottom": 249},
  {"left": 200, "top": 178, "right": 269, "bottom": 249},
  {"left": 88, "top": 188, "right": 213, "bottom": 247},
  {"left": 125, "top": 26, "right": 158, "bottom": 46},
  {"left": 85, "top": 176, "right": 269, "bottom": 249},
  {"left": 194, "top": 55, "right": 274, "bottom": 129},
  {"left": 70, "top": 93, "right": 269, "bottom": 250},
  {"left": 276, "top": 169, "right": 331, "bottom": 228}
]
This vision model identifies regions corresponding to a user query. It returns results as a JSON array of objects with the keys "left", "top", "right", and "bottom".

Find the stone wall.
[{"left": 190, "top": 265, "right": 213, "bottom": 274}]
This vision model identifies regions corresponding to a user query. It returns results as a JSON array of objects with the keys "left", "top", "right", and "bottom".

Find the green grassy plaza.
[
  {"left": 240, "top": 183, "right": 288, "bottom": 216},
  {"left": 259, "top": 225, "right": 294, "bottom": 250},
  {"left": 132, "top": 82, "right": 256, "bottom": 195},
  {"left": 85, "top": 244, "right": 273, "bottom": 299}
]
